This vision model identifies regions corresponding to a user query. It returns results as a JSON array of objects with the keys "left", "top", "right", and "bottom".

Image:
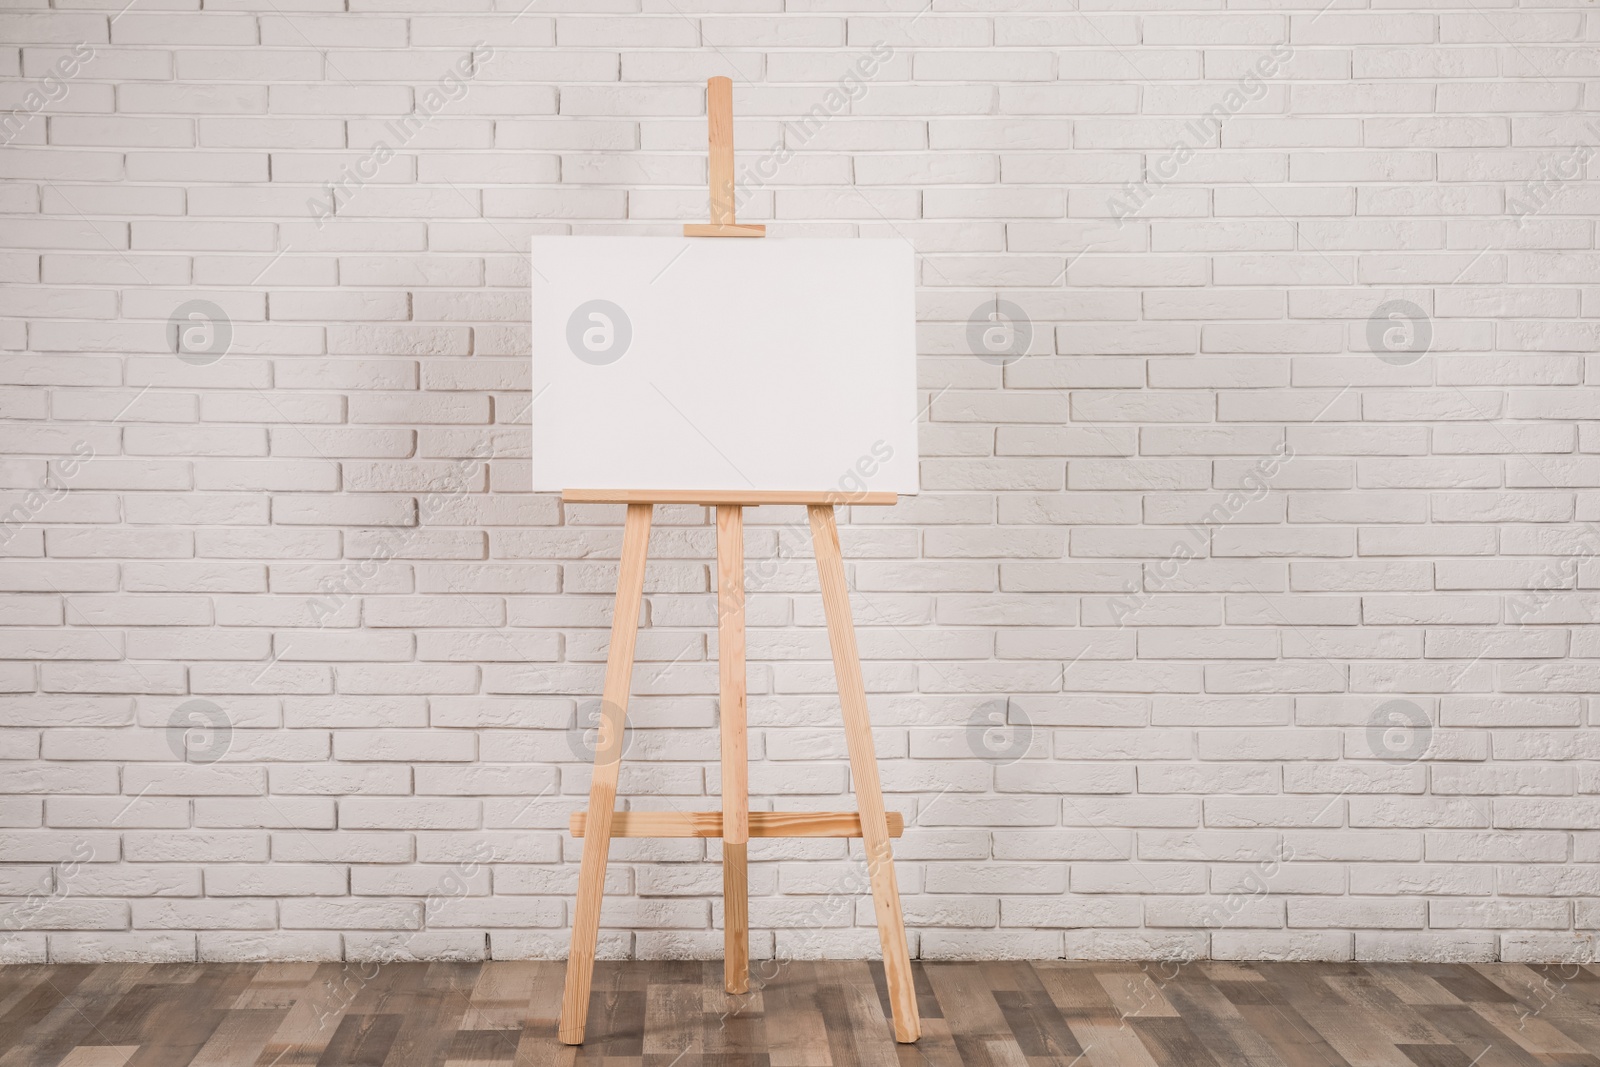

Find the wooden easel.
[{"left": 556, "top": 78, "right": 920, "bottom": 1046}]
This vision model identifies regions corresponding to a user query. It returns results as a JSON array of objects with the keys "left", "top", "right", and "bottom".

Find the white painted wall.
[{"left": 1, "top": 3, "right": 1596, "bottom": 967}]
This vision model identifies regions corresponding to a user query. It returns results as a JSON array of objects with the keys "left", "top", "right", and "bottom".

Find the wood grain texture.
[
  {"left": 558, "top": 502, "right": 653, "bottom": 1045},
  {"left": 715, "top": 504, "right": 749, "bottom": 850},
  {"left": 561, "top": 489, "right": 896, "bottom": 506},
  {"left": 558, "top": 499, "right": 914, "bottom": 1044},
  {"left": 568, "top": 810, "right": 906, "bottom": 839},
  {"left": 716, "top": 505, "right": 749, "bottom": 998},
  {"left": 4, "top": 961, "right": 1595, "bottom": 1066},
  {"left": 807, "top": 503, "right": 920, "bottom": 1045},
  {"left": 683, "top": 75, "right": 767, "bottom": 238},
  {"left": 682, "top": 222, "right": 766, "bottom": 237},
  {"left": 705, "top": 75, "right": 735, "bottom": 227}
]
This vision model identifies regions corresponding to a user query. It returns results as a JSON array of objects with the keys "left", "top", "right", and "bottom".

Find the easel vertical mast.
[
  {"left": 716, "top": 504, "right": 749, "bottom": 996},
  {"left": 684, "top": 76, "right": 764, "bottom": 239},
  {"left": 557, "top": 77, "right": 918, "bottom": 1046},
  {"left": 700, "top": 72, "right": 757, "bottom": 1002}
]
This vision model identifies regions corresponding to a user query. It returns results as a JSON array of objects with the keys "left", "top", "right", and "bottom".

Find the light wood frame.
[
  {"left": 555, "top": 495, "right": 919, "bottom": 1045},
  {"left": 555, "top": 76, "right": 919, "bottom": 1046}
]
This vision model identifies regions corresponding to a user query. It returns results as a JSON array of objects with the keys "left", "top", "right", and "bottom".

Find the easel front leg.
[
  {"left": 807, "top": 504, "right": 920, "bottom": 1043},
  {"left": 559, "top": 502, "right": 652, "bottom": 1045},
  {"left": 716, "top": 504, "right": 749, "bottom": 995}
]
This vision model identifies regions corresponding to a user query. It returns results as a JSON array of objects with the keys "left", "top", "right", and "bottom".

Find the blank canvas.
[{"left": 530, "top": 236, "right": 919, "bottom": 495}]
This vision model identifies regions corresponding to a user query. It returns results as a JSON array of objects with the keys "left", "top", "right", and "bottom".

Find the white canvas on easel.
[
  {"left": 547, "top": 76, "right": 922, "bottom": 1049},
  {"left": 530, "top": 235, "right": 919, "bottom": 495}
]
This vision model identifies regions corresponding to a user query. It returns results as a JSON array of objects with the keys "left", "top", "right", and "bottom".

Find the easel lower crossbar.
[{"left": 570, "top": 810, "right": 906, "bottom": 839}]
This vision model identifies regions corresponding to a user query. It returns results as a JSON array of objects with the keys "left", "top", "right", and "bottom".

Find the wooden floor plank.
[
  {"left": 1231, "top": 1002, "right": 1353, "bottom": 1067},
  {"left": 586, "top": 961, "right": 646, "bottom": 1060},
  {"left": 641, "top": 963, "right": 700, "bottom": 1059},
  {"left": 189, "top": 1007, "right": 291, "bottom": 1067},
  {"left": 0, "top": 964, "right": 148, "bottom": 1067},
  {"left": 0, "top": 965, "right": 95, "bottom": 1052},
  {"left": 990, "top": 970, "right": 1083, "bottom": 1061},
  {"left": 1368, "top": 965, "right": 1467, "bottom": 1008},
  {"left": 514, "top": 962, "right": 576, "bottom": 1067},
  {"left": 1158, "top": 973, "right": 1288, "bottom": 1067},
  {"left": 923, "top": 963, "right": 1011, "bottom": 1039},
  {"left": 1295, "top": 1004, "right": 1418, "bottom": 1067},
  {"left": 816, "top": 980, "right": 860, "bottom": 1067},
  {"left": 1412, "top": 1005, "right": 1544, "bottom": 1067},
  {"left": 1126, "top": 1016, "right": 1224, "bottom": 1067},
  {"left": 1093, "top": 968, "right": 1179, "bottom": 1024},
  {"left": 0, "top": 965, "right": 56, "bottom": 1026},
  {"left": 316, "top": 1012, "right": 404, "bottom": 1067},
  {"left": 1324, "top": 972, "right": 1459, "bottom": 1045},
  {"left": 760, "top": 961, "right": 830, "bottom": 1067},
  {"left": 1033, "top": 963, "right": 1123, "bottom": 1023},
  {"left": 55, "top": 1049, "right": 141, "bottom": 1067},
  {"left": 842, "top": 962, "right": 904, "bottom": 1067},
  {"left": 1432, "top": 970, "right": 1519, "bottom": 1006},
  {"left": 124, "top": 964, "right": 254, "bottom": 1067},
  {"left": 463, "top": 960, "right": 539, "bottom": 1033},
  {"left": 0, "top": 960, "right": 1583, "bottom": 1065},
  {"left": 386, "top": 961, "right": 491, "bottom": 1067},
  {"left": 1471, "top": 1001, "right": 1592, "bottom": 1058},
  {"left": 1061, "top": 1015, "right": 1162, "bottom": 1067}
]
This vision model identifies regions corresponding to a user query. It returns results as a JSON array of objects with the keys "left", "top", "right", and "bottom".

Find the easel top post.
[
  {"left": 684, "top": 76, "right": 766, "bottom": 239},
  {"left": 707, "top": 76, "right": 736, "bottom": 227}
]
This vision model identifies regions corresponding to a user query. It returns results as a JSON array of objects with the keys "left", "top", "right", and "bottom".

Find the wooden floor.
[{"left": 0, "top": 958, "right": 1596, "bottom": 1066}]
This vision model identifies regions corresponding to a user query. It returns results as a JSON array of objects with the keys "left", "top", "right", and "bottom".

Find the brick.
[{"left": 0, "top": 6, "right": 1589, "bottom": 966}]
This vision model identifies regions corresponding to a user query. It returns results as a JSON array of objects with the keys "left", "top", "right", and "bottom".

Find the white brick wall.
[{"left": 2, "top": 2, "right": 1597, "bottom": 968}]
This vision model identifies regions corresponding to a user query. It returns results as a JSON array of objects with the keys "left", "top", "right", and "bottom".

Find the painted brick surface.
[{"left": 0, "top": 3, "right": 1596, "bottom": 968}]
